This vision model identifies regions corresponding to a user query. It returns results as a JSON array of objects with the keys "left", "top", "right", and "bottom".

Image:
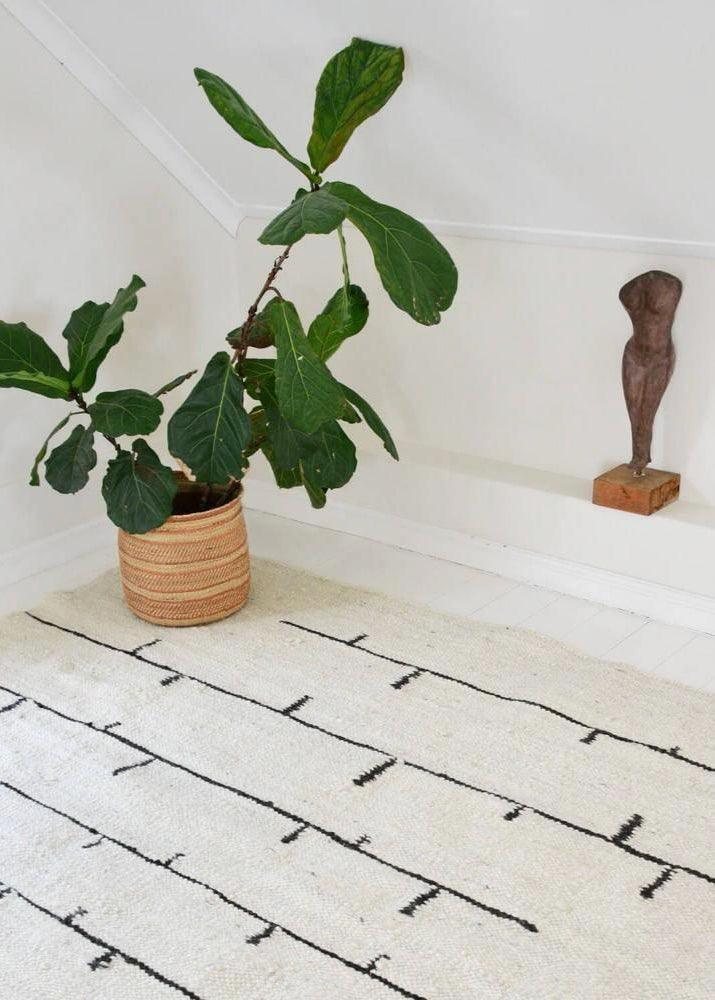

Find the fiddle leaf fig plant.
[
  {"left": 2, "top": 37, "right": 457, "bottom": 534},
  {"left": 0, "top": 274, "right": 195, "bottom": 531},
  {"left": 172, "top": 35, "right": 458, "bottom": 509}
]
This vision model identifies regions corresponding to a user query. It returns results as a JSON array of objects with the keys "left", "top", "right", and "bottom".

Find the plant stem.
[
  {"left": 71, "top": 391, "right": 121, "bottom": 454},
  {"left": 232, "top": 245, "right": 293, "bottom": 371},
  {"left": 337, "top": 224, "right": 350, "bottom": 288}
]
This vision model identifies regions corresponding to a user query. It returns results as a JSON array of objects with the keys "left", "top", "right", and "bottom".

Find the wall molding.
[
  {"left": 6, "top": 0, "right": 715, "bottom": 260},
  {"left": 1, "top": 0, "right": 242, "bottom": 235},
  {"left": 243, "top": 475, "right": 715, "bottom": 636}
]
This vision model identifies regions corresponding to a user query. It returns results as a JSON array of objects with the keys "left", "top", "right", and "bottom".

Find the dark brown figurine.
[
  {"left": 592, "top": 270, "right": 682, "bottom": 515},
  {"left": 620, "top": 270, "right": 681, "bottom": 475}
]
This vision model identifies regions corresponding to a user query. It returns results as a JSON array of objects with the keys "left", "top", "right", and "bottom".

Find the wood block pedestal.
[{"left": 592, "top": 464, "right": 680, "bottom": 516}]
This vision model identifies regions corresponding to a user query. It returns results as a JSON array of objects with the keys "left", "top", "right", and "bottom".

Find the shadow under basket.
[{"left": 117, "top": 485, "right": 250, "bottom": 627}]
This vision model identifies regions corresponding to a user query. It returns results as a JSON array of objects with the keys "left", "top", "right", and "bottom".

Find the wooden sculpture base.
[{"left": 592, "top": 464, "right": 680, "bottom": 516}]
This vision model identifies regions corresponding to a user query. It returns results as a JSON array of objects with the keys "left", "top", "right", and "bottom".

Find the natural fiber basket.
[{"left": 117, "top": 488, "right": 250, "bottom": 626}]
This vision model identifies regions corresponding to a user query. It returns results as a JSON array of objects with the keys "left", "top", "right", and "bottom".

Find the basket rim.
[{"left": 118, "top": 483, "right": 244, "bottom": 538}]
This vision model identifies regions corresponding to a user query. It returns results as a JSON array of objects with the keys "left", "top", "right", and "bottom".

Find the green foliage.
[
  {"left": 168, "top": 351, "right": 251, "bottom": 484},
  {"left": 308, "top": 37, "right": 405, "bottom": 173},
  {"left": 29, "top": 413, "right": 74, "bottom": 486},
  {"left": 267, "top": 298, "right": 346, "bottom": 433},
  {"left": 307, "top": 284, "right": 369, "bottom": 360},
  {"left": 194, "top": 69, "right": 317, "bottom": 183},
  {"left": 259, "top": 189, "right": 348, "bottom": 246},
  {"left": 0, "top": 322, "right": 71, "bottom": 399},
  {"left": 102, "top": 439, "right": 177, "bottom": 534},
  {"left": 325, "top": 182, "right": 457, "bottom": 324},
  {"left": 45, "top": 424, "right": 97, "bottom": 494},
  {"left": 88, "top": 389, "right": 163, "bottom": 437},
  {"left": 13, "top": 39, "right": 457, "bottom": 535},
  {"left": 63, "top": 275, "right": 145, "bottom": 391},
  {"left": 154, "top": 370, "right": 197, "bottom": 397},
  {"left": 341, "top": 385, "right": 398, "bottom": 459}
]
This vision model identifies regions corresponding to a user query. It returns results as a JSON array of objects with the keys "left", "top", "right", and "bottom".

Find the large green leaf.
[
  {"left": 261, "top": 440, "right": 303, "bottom": 489},
  {"left": 102, "top": 439, "right": 177, "bottom": 534},
  {"left": 62, "top": 275, "right": 145, "bottom": 391},
  {"left": 299, "top": 463, "right": 327, "bottom": 509},
  {"left": 45, "top": 424, "right": 97, "bottom": 494},
  {"left": 307, "top": 284, "right": 369, "bottom": 360},
  {"left": 324, "top": 182, "right": 457, "bottom": 325},
  {"left": 300, "top": 421, "right": 357, "bottom": 490},
  {"left": 88, "top": 389, "right": 163, "bottom": 437},
  {"left": 308, "top": 38, "right": 405, "bottom": 173},
  {"left": 167, "top": 351, "right": 251, "bottom": 484},
  {"left": 253, "top": 373, "right": 312, "bottom": 471},
  {"left": 194, "top": 69, "right": 316, "bottom": 183},
  {"left": 259, "top": 189, "right": 348, "bottom": 246},
  {"left": 341, "top": 384, "right": 398, "bottom": 459},
  {"left": 0, "top": 322, "right": 71, "bottom": 399},
  {"left": 29, "top": 413, "right": 74, "bottom": 486},
  {"left": 267, "top": 298, "right": 345, "bottom": 433}
]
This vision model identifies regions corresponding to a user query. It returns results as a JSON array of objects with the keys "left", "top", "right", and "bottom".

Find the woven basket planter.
[{"left": 117, "top": 488, "right": 250, "bottom": 627}]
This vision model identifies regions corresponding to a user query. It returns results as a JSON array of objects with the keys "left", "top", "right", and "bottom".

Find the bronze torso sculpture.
[{"left": 620, "top": 270, "right": 682, "bottom": 476}]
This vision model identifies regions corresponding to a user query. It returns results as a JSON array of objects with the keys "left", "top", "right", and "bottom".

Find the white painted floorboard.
[
  {"left": 246, "top": 510, "right": 709, "bottom": 692},
  {"left": 3, "top": 508, "right": 711, "bottom": 693}
]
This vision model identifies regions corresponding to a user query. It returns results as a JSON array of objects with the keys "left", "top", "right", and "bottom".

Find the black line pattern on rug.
[
  {"left": 280, "top": 621, "right": 715, "bottom": 776},
  {"left": 25, "top": 614, "right": 390, "bottom": 760},
  {"left": 641, "top": 866, "right": 676, "bottom": 900},
  {"left": 0, "top": 782, "right": 425, "bottom": 1000},
  {"left": 354, "top": 758, "right": 397, "bottom": 787},
  {"left": 405, "top": 762, "right": 715, "bottom": 890},
  {"left": 0, "top": 696, "right": 25, "bottom": 714},
  {"left": 2, "top": 878, "right": 202, "bottom": 999},
  {"left": 400, "top": 887, "right": 440, "bottom": 917},
  {"left": 0, "top": 682, "right": 537, "bottom": 935}
]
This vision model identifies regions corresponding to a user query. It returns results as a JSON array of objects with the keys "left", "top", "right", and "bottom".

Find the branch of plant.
[
  {"left": 71, "top": 390, "right": 121, "bottom": 454},
  {"left": 232, "top": 244, "right": 293, "bottom": 370}
]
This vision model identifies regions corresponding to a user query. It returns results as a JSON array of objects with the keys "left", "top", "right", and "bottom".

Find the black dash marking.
[
  {"left": 25, "top": 612, "right": 390, "bottom": 759},
  {"left": 613, "top": 813, "right": 643, "bottom": 845},
  {"left": 132, "top": 639, "right": 160, "bottom": 654},
  {"left": 10, "top": 884, "right": 202, "bottom": 999},
  {"left": 164, "top": 852, "right": 186, "bottom": 869},
  {"left": 0, "top": 697, "right": 25, "bottom": 715},
  {"left": 281, "top": 822, "right": 309, "bottom": 844},
  {"left": 504, "top": 806, "right": 524, "bottom": 821},
  {"left": 366, "top": 954, "right": 391, "bottom": 973},
  {"left": 347, "top": 633, "right": 368, "bottom": 646},
  {"left": 82, "top": 836, "right": 104, "bottom": 850},
  {"left": 400, "top": 887, "right": 440, "bottom": 917},
  {"left": 0, "top": 885, "right": 12, "bottom": 901},
  {"left": 641, "top": 866, "right": 676, "bottom": 899},
  {"left": 160, "top": 674, "right": 181, "bottom": 687},
  {"left": 281, "top": 619, "right": 715, "bottom": 778},
  {"left": 354, "top": 758, "right": 397, "bottom": 787},
  {"left": 104, "top": 721, "right": 122, "bottom": 731},
  {"left": 63, "top": 906, "right": 88, "bottom": 926},
  {"left": 89, "top": 949, "right": 115, "bottom": 971},
  {"left": 392, "top": 669, "right": 423, "bottom": 690},
  {"left": 283, "top": 694, "right": 311, "bottom": 716},
  {"left": 354, "top": 834, "right": 372, "bottom": 847},
  {"left": 581, "top": 728, "right": 600, "bottom": 745},
  {"left": 112, "top": 757, "right": 154, "bottom": 777},
  {"left": 246, "top": 922, "right": 276, "bottom": 946},
  {"left": 0, "top": 693, "right": 538, "bottom": 939}
]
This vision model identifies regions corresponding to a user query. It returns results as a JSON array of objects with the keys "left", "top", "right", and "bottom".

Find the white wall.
[
  {"left": 0, "top": 7, "right": 238, "bottom": 557},
  {"left": 2, "top": 0, "right": 715, "bottom": 618}
]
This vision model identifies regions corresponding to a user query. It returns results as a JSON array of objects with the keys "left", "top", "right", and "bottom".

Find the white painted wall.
[
  {"left": 41, "top": 0, "right": 715, "bottom": 249},
  {"left": 0, "top": 7, "right": 239, "bottom": 559},
  {"left": 2, "top": 0, "right": 715, "bottom": 618}
]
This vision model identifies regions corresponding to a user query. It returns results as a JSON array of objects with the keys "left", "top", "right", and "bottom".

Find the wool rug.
[{"left": 0, "top": 559, "right": 714, "bottom": 999}]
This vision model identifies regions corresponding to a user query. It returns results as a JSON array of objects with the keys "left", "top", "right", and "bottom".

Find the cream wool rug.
[{"left": 1, "top": 560, "right": 714, "bottom": 1000}]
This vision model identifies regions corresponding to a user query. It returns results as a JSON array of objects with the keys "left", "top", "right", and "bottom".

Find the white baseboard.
[
  {"left": 244, "top": 471, "right": 715, "bottom": 636},
  {"left": 0, "top": 517, "right": 115, "bottom": 615}
]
